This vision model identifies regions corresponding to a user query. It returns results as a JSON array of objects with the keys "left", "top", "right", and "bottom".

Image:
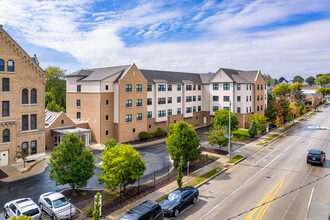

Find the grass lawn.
[
  {"left": 227, "top": 155, "right": 243, "bottom": 163},
  {"left": 233, "top": 129, "right": 250, "bottom": 137},
  {"left": 265, "top": 134, "right": 279, "bottom": 142},
  {"left": 257, "top": 142, "right": 265, "bottom": 146}
]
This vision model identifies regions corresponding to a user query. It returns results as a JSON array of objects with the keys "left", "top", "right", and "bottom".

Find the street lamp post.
[{"left": 228, "top": 101, "right": 232, "bottom": 163}]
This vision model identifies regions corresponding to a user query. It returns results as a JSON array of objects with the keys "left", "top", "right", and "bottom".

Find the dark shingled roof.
[
  {"left": 221, "top": 68, "right": 259, "bottom": 83},
  {"left": 140, "top": 69, "right": 203, "bottom": 84}
]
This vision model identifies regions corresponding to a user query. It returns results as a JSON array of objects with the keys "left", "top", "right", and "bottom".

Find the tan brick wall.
[
  {"left": 192, "top": 111, "right": 204, "bottom": 126},
  {"left": 117, "top": 64, "right": 148, "bottom": 143},
  {"left": 0, "top": 28, "right": 45, "bottom": 165},
  {"left": 254, "top": 72, "right": 266, "bottom": 116},
  {"left": 168, "top": 114, "right": 183, "bottom": 129},
  {"left": 100, "top": 93, "right": 115, "bottom": 144},
  {"left": 236, "top": 113, "right": 253, "bottom": 129}
]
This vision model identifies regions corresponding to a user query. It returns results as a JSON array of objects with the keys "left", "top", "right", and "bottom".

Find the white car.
[
  {"left": 38, "top": 192, "right": 76, "bottom": 219},
  {"left": 4, "top": 198, "right": 42, "bottom": 220}
]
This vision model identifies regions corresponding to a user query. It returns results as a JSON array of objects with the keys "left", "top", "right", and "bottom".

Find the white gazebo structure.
[{"left": 52, "top": 126, "right": 91, "bottom": 147}]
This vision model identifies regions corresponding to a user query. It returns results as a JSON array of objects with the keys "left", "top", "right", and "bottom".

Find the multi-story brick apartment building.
[
  {"left": 66, "top": 64, "right": 267, "bottom": 144},
  {"left": 0, "top": 25, "right": 45, "bottom": 166}
]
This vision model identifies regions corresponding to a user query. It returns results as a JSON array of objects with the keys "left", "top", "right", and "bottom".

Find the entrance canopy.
[{"left": 51, "top": 126, "right": 91, "bottom": 146}]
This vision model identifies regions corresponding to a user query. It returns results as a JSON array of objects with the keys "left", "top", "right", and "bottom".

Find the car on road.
[
  {"left": 159, "top": 186, "right": 199, "bottom": 217},
  {"left": 120, "top": 200, "right": 163, "bottom": 220},
  {"left": 38, "top": 192, "right": 76, "bottom": 219},
  {"left": 4, "top": 198, "right": 42, "bottom": 220},
  {"left": 307, "top": 149, "right": 326, "bottom": 165}
]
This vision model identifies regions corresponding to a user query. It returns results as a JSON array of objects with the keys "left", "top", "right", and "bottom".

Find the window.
[
  {"left": 136, "top": 113, "right": 142, "bottom": 121},
  {"left": 198, "top": 85, "right": 201, "bottom": 90},
  {"left": 177, "top": 96, "right": 181, "bottom": 103},
  {"left": 186, "top": 96, "right": 192, "bottom": 102},
  {"left": 158, "top": 84, "right": 166, "bottom": 91},
  {"left": 168, "top": 109, "right": 172, "bottom": 116},
  {"left": 106, "top": 130, "right": 109, "bottom": 136},
  {"left": 136, "top": 84, "right": 142, "bottom": 92},
  {"left": 30, "top": 114, "right": 37, "bottom": 130},
  {"left": 177, "top": 85, "right": 181, "bottom": 91},
  {"left": 224, "top": 107, "right": 230, "bottom": 110},
  {"left": 198, "top": 95, "right": 201, "bottom": 101},
  {"left": 246, "top": 96, "right": 248, "bottom": 102},
  {"left": 237, "top": 96, "right": 241, "bottom": 102},
  {"left": 76, "top": 99, "right": 81, "bottom": 107},
  {"left": 22, "top": 115, "right": 28, "bottom": 130},
  {"left": 223, "top": 83, "right": 230, "bottom": 90},
  {"left": 106, "top": 100, "right": 109, "bottom": 105},
  {"left": 147, "top": 98, "right": 152, "bottom": 105},
  {"left": 265, "top": 94, "right": 267, "bottom": 100},
  {"left": 77, "top": 85, "right": 81, "bottom": 92},
  {"left": 2, "top": 101, "right": 9, "bottom": 117},
  {"left": 136, "top": 99, "right": 142, "bottom": 107},
  {"left": 193, "top": 106, "right": 196, "bottom": 112},
  {"left": 246, "top": 84, "right": 248, "bottom": 90},
  {"left": 158, "top": 110, "right": 166, "bottom": 117},
  {"left": 77, "top": 112, "right": 81, "bottom": 119},
  {"left": 265, "top": 85, "right": 266, "bottom": 90},
  {"left": 105, "top": 85, "right": 109, "bottom": 90},
  {"left": 106, "top": 115, "right": 109, "bottom": 121},
  {"left": 223, "top": 96, "right": 230, "bottom": 102},
  {"left": 186, "top": 107, "right": 192, "bottom": 113},
  {"left": 22, "top": 89, "right": 28, "bottom": 104},
  {"left": 213, "top": 96, "right": 219, "bottom": 101},
  {"left": 61, "top": 120, "right": 64, "bottom": 125},
  {"left": 158, "top": 98, "right": 166, "bottom": 104},
  {"left": 126, "top": 84, "right": 132, "bottom": 92},
  {"left": 257, "top": 84, "right": 260, "bottom": 90},
  {"left": 3, "top": 129, "right": 10, "bottom": 143},
  {"left": 186, "top": 85, "right": 192, "bottom": 91},
  {"left": 261, "top": 95, "right": 263, "bottom": 100},
  {"left": 261, "top": 105, "right": 263, "bottom": 111},
  {"left": 147, "top": 84, "right": 152, "bottom": 91},
  {"left": 133, "top": 128, "right": 135, "bottom": 133},
  {"left": 213, "top": 106, "right": 219, "bottom": 112},
  {"left": 2, "top": 78, "right": 9, "bottom": 92},
  {"left": 147, "top": 111, "right": 152, "bottom": 119},
  {"left": 257, "top": 95, "right": 260, "bottom": 101},
  {"left": 168, "top": 97, "right": 172, "bottom": 104},
  {"left": 237, "top": 107, "right": 241, "bottom": 113},
  {"left": 177, "top": 108, "right": 181, "bottom": 114},
  {"left": 250, "top": 84, "right": 252, "bottom": 90},
  {"left": 22, "top": 142, "right": 28, "bottom": 154},
  {"left": 193, "top": 96, "right": 196, "bottom": 101},
  {"left": 261, "top": 84, "right": 263, "bottom": 90},
  {"left": 31, "top": 89, "right": 37, "bottom": 104},
  {"left": 126, "top": 114, "right": 132, "bottom": 122},
  {"left": 246, "top": 107, "right": 248, "bottom": 113},
  {"left": 193, "top": 85, "right": 196, "bottom": 90},
  {"left": 126, "top": 99, "right": 132, "bottom": 108},
  {"left": 30, "top": 141, "right": 37, "bottom": 155},
  {"left": 250, "top": 96, "right": 252, "bottom": 101},
  {"left": 213, "top": 83, "right": 219, "bottom": 90},
  {"left": 237, "top": 84, "right": 241, "bottom": 90},
  {"left": 168, "top": 85, "right": 172, "bottom": 91},
  {"left": 149, "top": 124, "right": 151, "bottom": 129},
  {"left": 7, "top": 60, "right": 14, "bottom": 72},
  {"left": 257, "top": 106, "right": 260, "bottom": 111},
  {"left": 250, "top": 106, "right": 251, "bottom": 112},
  {"left": 198, "top": 106, "right": 201, "bottom": 111},
  {"left": 0, "top": 59, "right": 4, "bottom": 71}
]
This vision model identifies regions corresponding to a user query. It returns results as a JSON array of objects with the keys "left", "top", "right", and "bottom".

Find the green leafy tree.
[
  {"left": 45, "top": 66, "right": 67, "bottom": 111},
  {"left": 272, "top": 84, "right": 290, "bottom": 97},
  {"left": 205, "top": 125, "right": 229, "bottom": 152},
  {"left": 293, "top": 75, "right": 304, "bottom": 83},
  {"left": 9, "top": 216, "right": 32, "bottom": 220},
  {"left": 212, "top": 109, "right": 239, "bottom": 131},
  {"left": 305, "top": 76, "right": 315, "bottom": 86},
  {"left": 285, "top": 113, "right": 293, "bottom": 122},
  {"left": 315, "top": 74, "right": 330, "bottom": 86},
  {"left": 45, "top": 91, "right": 56, "bottom": 108},
  {"left": 99, "top": 144, "right": 146, "bottom": 192},
  {"left": 46, "top": 100, "right": 62, "bottom": 112},
  {"left": 104, "top": 138, "right": 117, "bottom": 150},
  {"left": 249, "top": 113, "right": 269, "bottom": 132},
  {"left": 316, "top": 87, "right": 330, "bottom": 97},
  {"left": 166, "top": 121, "right": 201, "bottom": 168},
  {"left": 176, "top": 156, "right": 183, "bottom": 188},
  {"left": 92, "top": 192, "right": 101, "bottom": 220},
  {"left": 290, "top": 82, "right": 305, "bottom": 105},
  {"left": 15, "top": 145, "right": 29, "bottom": 168},
  {"left": 265, "top": 101, "right": 277, "bottom": 122},
  {"left": 49, "top": 133, "right": 95, "bottom": 190},
  {"left": 271, "top": 78, "right": 279, "bottom": 85},
  {"left": 248, "top": 120, "right": 258, "bottom": 138},
  {"left": 302, "top": 107, "right": 308, "bottom": 114}
]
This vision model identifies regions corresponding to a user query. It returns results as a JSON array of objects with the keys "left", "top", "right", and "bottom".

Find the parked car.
[
  {"left": 120, "top": 200, "right": 163, "bottom": 220},
  {"left": 38, "top": 192, "right": 76, "bottom": 219},
  {"left": 307, "top": 149, "right": 326, "bottom": 165},
  {"left": 4, "top": 198, "right": 42, "bottom": 220},
  {"left": 159, "top": 186, "right": 199, "bottom": 217}
]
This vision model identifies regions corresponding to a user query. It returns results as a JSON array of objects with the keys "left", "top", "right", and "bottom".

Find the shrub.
[
  {"left": 138, "top": 131, "right": 150, "bottom": 141},
  {"left": 154, "top": 128, "right": 166, "bottom": 137}
]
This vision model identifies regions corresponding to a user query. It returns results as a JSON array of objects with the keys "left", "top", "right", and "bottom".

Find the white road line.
[{"left": 305, "top": 187, "right": 314, "bottom": 220}]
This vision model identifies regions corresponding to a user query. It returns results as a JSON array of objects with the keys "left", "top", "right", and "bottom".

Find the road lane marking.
[
  {"left": 255, "top": 180, "right": 284, "bottom": 220},
  {"left": 304, "top": 187, "right": 314, "bottom": 220},
  {"left": 244, "top": 180, "right": 283, "bottom": 220}
]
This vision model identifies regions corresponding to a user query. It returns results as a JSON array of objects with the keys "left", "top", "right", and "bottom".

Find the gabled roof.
[
  {"left": 140, "top": 69, "right": 203, "bottom": 84},
  {"left": 200, "top": 73, "right": 216, "bottom": 84},
  {"left": 220, "top": 68, "right": 259, "bottom": 83},
  {"left": 45, "top": 110, "right": 61, "bottom": 127}
]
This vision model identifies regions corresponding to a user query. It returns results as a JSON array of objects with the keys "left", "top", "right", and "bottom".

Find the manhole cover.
[{"left": 266, "top": 176, "right": 271, "bottom": 179}]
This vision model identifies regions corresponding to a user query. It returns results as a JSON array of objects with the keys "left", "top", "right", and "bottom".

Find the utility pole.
[
  {"left": 292, "top": 93, "right": 295, "bottom": 123},
  {"left": 228, "top": 101, "right": 232, "bottom": 163}
]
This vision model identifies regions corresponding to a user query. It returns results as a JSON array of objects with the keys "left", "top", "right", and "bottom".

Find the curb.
[
  {"left": 195, "top": 168, "right": 228, "bottom": 188},
  {"left": 233, "top": 156, "right": 247, "bottom": 165}
]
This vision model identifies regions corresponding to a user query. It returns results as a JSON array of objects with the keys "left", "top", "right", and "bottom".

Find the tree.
[
  {"left": 271, "top": 78, "right": 279, "bottom": 85},
  {"left": 302, "top": 107, "right": 308, "bottom": 114},
  {"left": 316, "top": 87, "right": 330, "bottom": 97},
  {"left": 272, "top": 84, "right": 290, "bottom": 97},
  {"left": 290, "top": 82, "right": 305, "bottom": 105},
  {"left": 49, "top": 133, "right": 95, "bottom": 190},
  {"left": 166, "top": 121, "right": 201, "bottom": 168},
  {"left": 204, "top": 125, "right": 229, "bottom": 152},
  {"left": 92, "top": 192, "right": 101, "bottom": 220},
  {"left": 45, "top": 91, "right": 56, "bottom": 108},
  {"left": 293, "top": 75, "right": 304, "bottom": 83},
  {"left": 285, "top": 113, "right": 293, "bottom": 122},
  {"left": 305, "top": 76, "right": 315, "bottom": 86},
  {"left": 212, "top": 109, "right": 239, "bottom": 131},
  {"left": 99, "top": 144, "right": 146, "bottom": 192},
  {"left": 265, "top": 101, "right": 277, "bottom": 122},
  {"left": 46, "top": 100, "right": 62, "bottom": 112},
  {"left": 248, "top": 120, "right": 258, "bottom": 138},
  {"left": 274, "top": 116, "right": 282, "bottom": 127},
  {"left": 15, "top": 145, "right": 29, "bottom": 168},
  {"left": 45, "top": 66, "right": 67, "bottom": 111},
  {"left": 176, "top": 156, "right": 183, "bottom": 188},
  {"left": 249, "top": 113, "right": 269, "bottom": 132},
  {"left": 104, "top": 138, "right": 117, "bottom": 150},
  {"left": 315, "top": 74, "right": 330, "bottom": 86}
]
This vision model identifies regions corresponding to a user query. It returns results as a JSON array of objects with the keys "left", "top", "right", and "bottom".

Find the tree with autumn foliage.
[
  {"left": 274, "top": 116, "right": 282, "bottom": 127},
  {"left": 272, "top": 84, "right": 290, "bottom": 98}
]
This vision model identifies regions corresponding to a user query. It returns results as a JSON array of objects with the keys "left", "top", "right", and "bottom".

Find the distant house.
[{"left": 301, "top": 87, "right": 323, "bottom": 106}]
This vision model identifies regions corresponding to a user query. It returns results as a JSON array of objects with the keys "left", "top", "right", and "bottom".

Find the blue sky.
[{"left": 1, "top": 0, "right": 330, "bottom": 79}]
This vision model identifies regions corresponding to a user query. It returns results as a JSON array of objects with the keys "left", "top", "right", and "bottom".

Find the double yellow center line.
[{"left": 244, "top": 180, "right": 284, "bottom": 220}]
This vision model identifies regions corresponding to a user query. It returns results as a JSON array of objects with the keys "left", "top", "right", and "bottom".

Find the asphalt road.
[{"left": 174, "top": 106, "right": 330, "bottom": 220}]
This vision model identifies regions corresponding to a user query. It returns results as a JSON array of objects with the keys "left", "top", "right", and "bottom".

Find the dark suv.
[
  {"left": 120, "top": 200, "right": 163, "bottom": 220},
  {"left": 307, "top": 149, "right": 326, "bottom": 166}
]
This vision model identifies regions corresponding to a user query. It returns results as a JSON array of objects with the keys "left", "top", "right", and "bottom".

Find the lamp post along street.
[{"left": 228, "top": 101, "right": 232, "bottom": 163}]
